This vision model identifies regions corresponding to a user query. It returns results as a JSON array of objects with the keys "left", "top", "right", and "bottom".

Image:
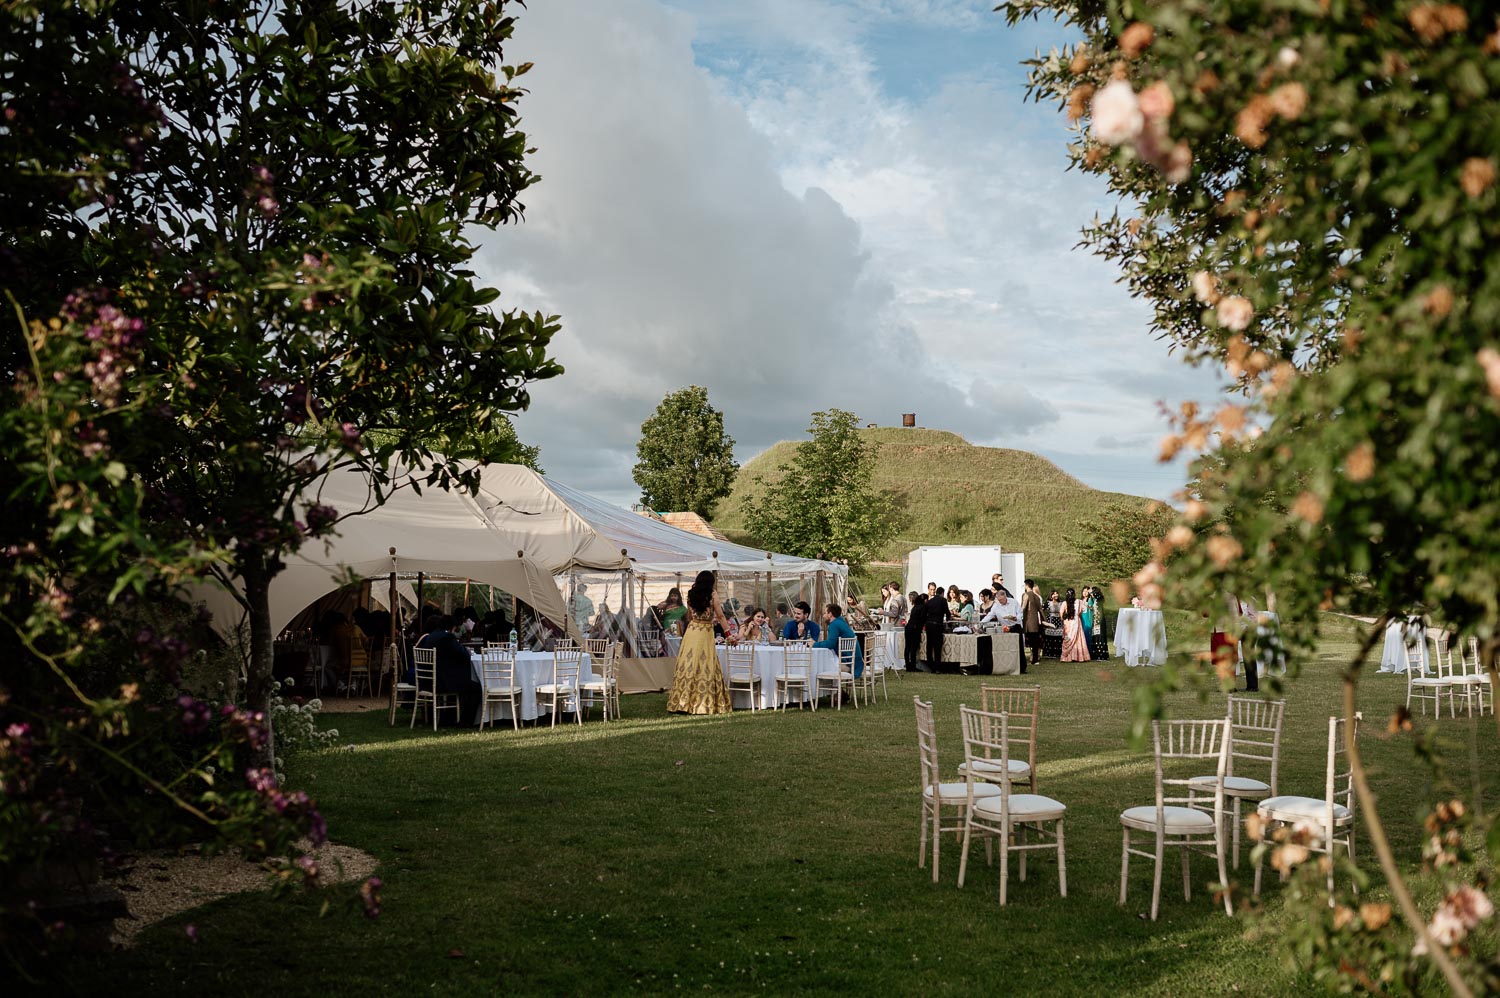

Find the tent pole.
[
  {"left": 387, "top": 549, "right": 399, "bottom": 711},
  {"left": 416, "top": 572, "right": 425, "bottom": 627}
]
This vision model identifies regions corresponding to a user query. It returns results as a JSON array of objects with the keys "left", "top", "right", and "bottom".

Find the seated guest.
[
  {"left": 658, "top": 589, "right": 687, "bottom": 635},
  {"left": 771, "top": 602, "right": 790, "bottom": 635},
  {"left": 782, "top": 600, "right": 821, "bottom": 642},
  {"left": 740, "top": 607, "right": 772, "bottom": 643},
  {"left": 414, "top": 614, "right": 482, "bottom": 725},
  {"left": 814, "top": 603, "right": 862, "bottom": 675}
]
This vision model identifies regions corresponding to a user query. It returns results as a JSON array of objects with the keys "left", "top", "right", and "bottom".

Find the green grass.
[
  {"left": 714, "top": 427, "right": 1152, "bottom": 579},
  {"left": 66, "top": 632, "right": 1498, "bottom": 995}
]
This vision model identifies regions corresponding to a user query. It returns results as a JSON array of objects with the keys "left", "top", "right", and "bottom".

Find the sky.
[{"left": 477, "top": 0, "right": 1225, "bottom": 508}]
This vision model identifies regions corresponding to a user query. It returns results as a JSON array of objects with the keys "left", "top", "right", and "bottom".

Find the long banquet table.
[
  {"left": 1114, "top": 609, "right": 1168, "bottom": 667},
  {"left": 887, "top": 631, "right": 1021, "bottom": 675},
  {"left": 467, "top": 650, "right": 597, "bottom": 724},
  {"left": 714, "top": 643, "right": 840, "bottom": 709}
]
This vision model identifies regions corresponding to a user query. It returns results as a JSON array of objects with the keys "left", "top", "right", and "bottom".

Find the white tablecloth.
[
  {"left": 715, "top": 644, "right": 840, "bottom": 709},
  {"left": 664, "top": 634, "right": 683, "bottom": 657},
  {"left": 1378, "top": 619, "right": 1428, "bottom": 674},
  {"left": 874, "top": 631, "right": 904, "bottom": 671},
  {"left": 1114, "top": 609, "right": 1168, "bottom": 667},
  {"left": 468, "top": 650, "right": 596, "bottom": 723}
]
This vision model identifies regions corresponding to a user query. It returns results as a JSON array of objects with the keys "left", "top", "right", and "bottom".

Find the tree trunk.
[{"left": 242, "top": 558, "right": 278, "bottom": 771}]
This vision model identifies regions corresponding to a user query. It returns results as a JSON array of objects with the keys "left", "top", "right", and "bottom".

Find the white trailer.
[{"left": 903, "top": 545, "right": 1026, "bottom": 599}]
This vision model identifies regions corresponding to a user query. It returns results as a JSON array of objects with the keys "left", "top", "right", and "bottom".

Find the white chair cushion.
[
  {"left": 957, "top": 758, "right": 1032, "bottom": 779},
  {"left": 535, "top": 683, "right": 575, "bottom": 693},
  {"left": 1188, "top": 774, "right": 1270, "bottom": 795},
  {"left": 484, "top": 685, "right": 520, "bottom": 694},
  {"left": 580, "top": 678, "right": 618, "bottom": 689},
  {"left": 924, "top": 781, "right": 1002, "bottom": 802},
  {"left": 776, "top": 673, "right": 810, "bottom": 682},
  {"left": 1258, "top": 795, "right": 1352, "bottom": 823},
  {"left": 1410, "top": 677, "right": 1454, "bottom": 687},
  {"left": 395, "top": 682, "right": 417, "bottom": 691},
  {"left": 974, "top": 793, "right": 1066, "bottom": 820},
  {"left": 1120, "top": 805, "right": 1217, "bottom": 832}
]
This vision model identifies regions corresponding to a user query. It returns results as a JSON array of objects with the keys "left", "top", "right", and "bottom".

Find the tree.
[
  {"left": 632, "top": 386, "right": 738, "bottom": 518},
  {"left": 1072, "top": 498, "right": 1177, "bottom": 584},
  {"left": 3, "top": 0, "right": 561, "bottom": 769},
  {"left": 1002, "top": 1, "right": 1500, "bottom": 991},
  {"left": 741, "top": 410, "right": 904, "bottom": 573},
  {"left": 1, "top": 0, "right": 557, "bottom": 955}
]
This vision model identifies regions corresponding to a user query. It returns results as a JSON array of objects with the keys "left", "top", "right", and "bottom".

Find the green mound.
[{"left": 713, "top": 427, "right": 1150, "bottom": 580}]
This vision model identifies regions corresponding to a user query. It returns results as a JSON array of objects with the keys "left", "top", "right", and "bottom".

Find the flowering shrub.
[
  {"left": 267, "top": 679, "right": 341, "bottom": 778},
  {"left": 1000, "top": 1, "right": 1500, "bottom": 991}
]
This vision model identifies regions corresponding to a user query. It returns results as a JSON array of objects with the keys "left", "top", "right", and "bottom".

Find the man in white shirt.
[{"left": 981, "top": 589, "right": 1022, "bottom": 631}]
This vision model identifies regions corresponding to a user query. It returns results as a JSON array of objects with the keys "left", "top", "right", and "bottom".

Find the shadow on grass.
[{"left": 62, "top": 657, "right": 1497, "bottom": 996}]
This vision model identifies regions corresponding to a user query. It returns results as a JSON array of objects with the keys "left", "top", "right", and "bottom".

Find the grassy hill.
[{"left": 714, "top": 427, "right": 1151, "bottom": 584}]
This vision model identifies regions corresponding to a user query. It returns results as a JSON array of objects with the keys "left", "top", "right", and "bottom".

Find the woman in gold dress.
[{"left": 666, "top": 570, "right": 735, "bottom": 715}]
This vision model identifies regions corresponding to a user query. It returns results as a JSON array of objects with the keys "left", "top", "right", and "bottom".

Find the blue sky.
[{"left": 478, "top": 0, "right": 1224, "bottom": 506}]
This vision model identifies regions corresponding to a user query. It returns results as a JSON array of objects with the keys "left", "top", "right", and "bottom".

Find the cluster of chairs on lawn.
[
  {"left": 389, "top": 638, "right": 622, "bottom": 730},
  {"left": 727, "top": 636, "right": 897, "bottom": 712},
  {"left": 916, "top": 690, "right": 1359, "bottom": 917},
  {"left": 1407, "top": 634, "right": 1495, "bottom": 719}
]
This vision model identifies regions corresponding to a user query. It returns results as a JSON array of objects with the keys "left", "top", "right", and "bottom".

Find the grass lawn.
[{"left": 69, "top": 630, "right": 1498, "bottom": 995}]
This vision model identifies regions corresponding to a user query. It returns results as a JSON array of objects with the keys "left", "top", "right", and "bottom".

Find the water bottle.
[{"left": 509, "top": 626, "right": 518, "bottom": 648}]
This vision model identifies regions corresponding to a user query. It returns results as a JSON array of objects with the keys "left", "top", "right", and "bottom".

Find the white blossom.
[{"left": 1090, "top": 81, "right": 1144, "bottom": 146}]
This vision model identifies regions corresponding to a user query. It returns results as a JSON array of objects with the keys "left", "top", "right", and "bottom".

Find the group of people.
[
  {"left": 664, "top": 571, "right": 865, "bottom": 715},
  {"left": 883, "top": 575, "right": 1109, "bottom": 672}
]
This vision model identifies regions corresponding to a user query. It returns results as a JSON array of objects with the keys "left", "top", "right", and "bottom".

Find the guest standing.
[
  {"left": 666, "top": 571, "right": 734, "bottom": 715},
  {"left": 1021, "top": 579, "right": 1044, "bottom": 672},
  {"left": 905, "top": 593, "right": 929, "bottom": 672},
  {"left": 1060, "top": 587, "right": 1090, "bottom": 662},
  {"left": 924, "top": 588, "right": 950, "bottom": 671}
]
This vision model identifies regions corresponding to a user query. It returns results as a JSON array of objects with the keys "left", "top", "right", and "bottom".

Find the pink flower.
[
  {"left": 1137, "top": 81, "right": 1174, "bottom": 122},
  {"left": 1090, "top": 81, "right": 1143, "bottom": 146},
  {"left": 1192, "top": 271, "right": 1219, "bottom": 304},
  {"left": 1477, "top": 347, "right": 1500, "bottom": 400},
  {"left": 1217, "top": 295, "right": 1254, "bottom": 331},
  {"left": 1163, "top": 140, "right": 1193, "bottom": 184}
]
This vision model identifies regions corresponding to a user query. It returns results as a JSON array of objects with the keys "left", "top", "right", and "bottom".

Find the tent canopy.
[{"left": 196, "top": 462, "right": 844, "bottom": 641}]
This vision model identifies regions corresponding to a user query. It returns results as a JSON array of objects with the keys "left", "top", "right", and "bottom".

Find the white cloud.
[{"left": 478, "top": 0, "right": 1225, "bottom": 506}]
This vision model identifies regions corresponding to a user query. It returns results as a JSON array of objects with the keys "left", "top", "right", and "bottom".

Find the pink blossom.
[
  {"left": 1217, "top": 295, "right": 1254, "bottom": 331},
  {"left": 1137, "top": 81, "right": 1174, "bottom": 122},
  {"left": 1090, "top": 81, "right": 1143, "bottom": 146},
  {"left": 1277, "top": 47, "right": 1300, "bottom": 69},
  {"left": 1192, "top": 271, "right": 1219, "bottom": 304}
]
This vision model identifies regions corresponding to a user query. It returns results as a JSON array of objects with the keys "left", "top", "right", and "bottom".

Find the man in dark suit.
[
  {"left": 1020, "top": 578, "right": 1044, "bottom": 672},
  {"left": 416, "top": 615, "right": 482, "bottom": 725},
  {"left": 923, "top": 585, "right": 949, "bottom": 671},
  {"left": 904, "top": 592, "right": 929, "bottom": 672}
]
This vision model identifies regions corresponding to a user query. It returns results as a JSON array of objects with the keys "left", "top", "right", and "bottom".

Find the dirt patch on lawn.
[{"left": 107, "top": 841, "right": 378, "bottom": 945}]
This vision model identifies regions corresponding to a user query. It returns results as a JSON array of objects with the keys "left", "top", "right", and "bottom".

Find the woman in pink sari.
[{"left": 1060, "top": 587, "right": 1090, "bottom": 662}]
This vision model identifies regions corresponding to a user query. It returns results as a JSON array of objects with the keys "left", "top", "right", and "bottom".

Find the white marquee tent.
[{"left": 198, "top": 462, "right": 847, "bottom": 690}]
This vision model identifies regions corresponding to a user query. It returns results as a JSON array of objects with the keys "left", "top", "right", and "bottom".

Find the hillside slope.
[{"left": 713, "top": 428, "right": 1150, "bottom": 580}]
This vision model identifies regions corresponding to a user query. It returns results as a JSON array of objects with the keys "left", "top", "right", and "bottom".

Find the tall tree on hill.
[
  {"left": 1072, "top": 498, "right": 1177, "bottom": 584},
  {"left": 742, "top": 409, "right": 905, "bottom": 573},
  {"left": 2, "top": 0, "right": 562, "bottom": 780},
  {"left": 633, "top": 386, "right": 738, "bottom": 518},
  {"left": 1003, "top": 1, "right": 1500, "bottom": 989}
]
